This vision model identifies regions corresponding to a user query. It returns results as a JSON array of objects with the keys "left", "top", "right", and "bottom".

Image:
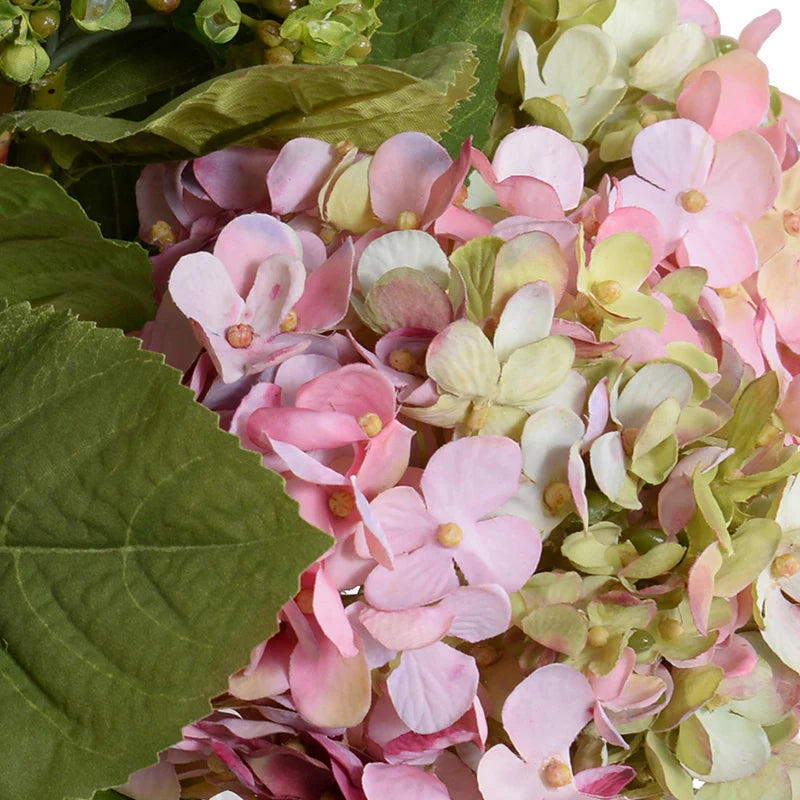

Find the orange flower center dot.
[
  {"left": 358, "top": 412, "right": 384, "bottom": 437},
  {"left": 587, "top": 625, "right": 609, "bottom": 648},
  {"left": 680, "top": 189, "right": 708, "bottom": 213},
  {"left": 389, "top": 348, "right": 417, "bottom": 372},
  {"left": 542, "top": 758, "right": 572, "bottom": 788},
  {"left": 280, "top": 308, "right": 298, "bottom": 332},
  {"left": 319, "top": 223, "right": 338, "bottom": 245},
  {"left": 328, "top": 491, "right": 355, "bottom": 518},
  {"left": 226, "top": 323, "right": 255, "bottom": 349},
  {"left": 592, "top": 279, "right": 623, "bottom": 305},
  {"left": 295, "top": 588, "right": 314, "bottom": 614},
  {"left": 397, "top": 210, "right": 421, "bottom": 230},
  {"left": 784, "top": 210, "right": 800, "bottom": 235},
  {"left": 149, "top": 220, "right": 177, "bottom": 251},
  {"left": 575, "top": 294, "right": 603, "bottom": 329},
  {"left": 542, "top": 481, "right": 572, "bottom": 515},
  {"left": 772, "top": 553, "right": 800, "bottom": 579},
  {"left": 638, "top": 110, "right": 659, "bottom": 128},
  {"left": 437, "top": 522, "right": 463, "bottom": 548}
]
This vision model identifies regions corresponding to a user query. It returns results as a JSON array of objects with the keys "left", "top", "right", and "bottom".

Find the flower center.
[
  {"left": 784, "top": 210, "right": 800, "bottom": 235},
  {"left": 149, "top": 220, "right": 176, "bottom": 251},
  {"left": 280, "top": 308, "right": 298, "bottom": 332},
  {"left": 437, "top": 522, "right": 463, "bottom": 548},
  {"left": 592, "top": 279, "right": 623, "bottom": 305},
  {"left": 575, "top": 294, "right": 603, "bottom": 329},
  {"left": 621, "top": 428, "right": 639, "bottom": 457},
  {"left": 358, "top": 412, "right": 384, "bottom": 437},
  {"left": 396, "top": 210, "right": 421, "bottom": 230},
  {"left": 388, "top": 348, "right": 417, "bottom": 373},
  {"left": 465, "top": 401, "right": 489, "bottom": 433},
  {"left": 543, "top": 481, "right": 572, "bottom": 515},
  {"left": 542, "top": 758, "right": 572, "bottom": 788},
  {"left": 319, "top": 223, "right": 338, "bottom": 245},
  {"left": 680, "top": 189, "right": 707, "bottom": 213},
  {"left": 772, "top": 553, "right": 800, "bottom": 579},
  {"left": 295, "top": 588, "right": 314, "bottom": 614},
  {"left": 587, "top": 625, "right": 609, "bottom": 648},
  {"left": 328, "top": 491, "right": 355, "bottom": 518},
  {"left": 226, "top": 323, "right": 255, "bottom": 348}
]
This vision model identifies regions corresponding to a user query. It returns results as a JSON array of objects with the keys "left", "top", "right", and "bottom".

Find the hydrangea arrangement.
[{"left": 4, "top": 1, "right": 800, "bottom": 799}]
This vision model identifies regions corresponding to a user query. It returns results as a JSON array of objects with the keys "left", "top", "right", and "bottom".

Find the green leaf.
[
  {"left": 369, "top": 0, "right": 504, "bottom": 152},
  {"left": 449, "top": 235, "right": 503, "bottom": 323},
  {"left": 67, "top": 164, "right": 143, "bottom": 241},
  {"left": 61, "top": 28, "right": 214, "bottom": 119},
  {"left": 0, "top": 303, "right": 331, "bottom": 800},
  {"left": 1, "top": 44, "right": 476, "bottom": 169},
  {"left": 0, "top": 165, "right": 155, "bottom": 330},
  {"left": 719, "top": 372, "right": 780, "bottom": 477}
]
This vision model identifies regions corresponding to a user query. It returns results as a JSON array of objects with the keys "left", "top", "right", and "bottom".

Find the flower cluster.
[{"left": 123, "top": 6, "right": 800, "bottom": 798}]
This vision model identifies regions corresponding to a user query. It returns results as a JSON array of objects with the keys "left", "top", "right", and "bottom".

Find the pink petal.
[
  {"left": 248, "top": 406, "right": 365, "bottom": 450},
  {"left": 658, "top": 474, "right": 696, "bottom": 535},
  {"left": 574, "top": 765, "right": 636, "bottom": 798},
  {"left": 193, "top": 146, "right": 274, "bottom": 210},
  {"left": 494, "top": 175, "right": 566, "bottom": 220},
  {"left": 387, "top": 643, "right": 479, "bottom": 734},
  {"left": 597, "top": 206, "right": 666, "bottom": 267},
  {"left": 502, "top": 663, "right": 594, "bottom": 764},
  {"left": 677, "top": 212, "right": 759, "bottom": 287},
  {"left": 593, "top": 702, "right": 628, "bottom": 748},
  {"left": 289, "top": 625, "right": 371, "bottom": 728},
  {"left": 678, "top": 50, "right": 770, "bottom": 140},
  {"left": 213, "top": 212, "right": 302, "bottom": 296},
  {"left": 631, "top": 118, "right": 715, "bottom": 195},
  {"left": 269, "top": 439, "right": 349, "bottom": 486},
  {"left": 228, "top": 629, "right": 293, "bottom": 700},
  {"left": 296, "top": 363, "right": 397, "bottom": 425},
  {"left": 314, "top": 566, "right": 358, "bottom": 657},
  {"left": 295, "top": 239, "right": 354, "bottom": 332},
  {"left": 438, "top": 584, "right": 512, "bottom": 642},
  {"left": 116, "top": 762, "right": 180, "bottom": 800},
  {"left": 244, "top": 252, "right": 306, "bottom": 336},
  {"left": 492, "top": 126, "right": 584, "bottom": 210},
  {"left": 360, "top": 604, "right": 455, "bottom": 651},
  {"left": 421, "top": 436, "right": 523, "bottom": 523},
  {"left": 368, "top": 485, "right": 438, "bottom": 554},
  {"left": 369, "top": 132, "right": 452, "bottom": 225},
  {"left": 477, "top": 745, "right": 550, "bottom": 800},
  {"left": 353, "top": 420, "right": 415, "bottom": 497},
  {"left": 615, "top": 175, "right": 688, "bottom": 249},
  {"left": 138, "top": 290, "right": 201, "bottom": 373},
  {"left": 704, "top": 130, "right": 781, "bottom": 222},
  {"left": 589, "top": 647, "right": 636, "bottom": 702},
  {"left": 680, "top": 0, "right": 720, "bottom": 35},
  {"left": 268, "top": 137, "right": 339, "bottom": 215},
  {"left": 247, "top": 749, "right": 333, "bottom": 799},
  {"left": 364, "top": 546, "right": 460, "bottom": 611},
  {"left": 434, "top": 203, "right": 494, "bottom": 240},
  {"left": 274, "top": 353, "right": 340, "bottom": 405},
  {"left": 584, "top": 377, "right": 610, "bottom": 446},
  {"left": 423, "top": 137, "right": 472, "bottom": 225},
  {"left": 758, "top": 250, "right": 800, "bottom": 344},
  {"left": 688, "top": 542, "right": 722, "bottom": 636},
  {"left": 739, "top": 9, "right": 782, "bottom": 55},
  {"left": 362, "top": 764, "right": 452, "bottom": 800},
  {"left": 230, "top": 381, "right": 281, "bottom": 450},
  {"left": 169, "top": 251, "right": 244, "bottom": 335}
]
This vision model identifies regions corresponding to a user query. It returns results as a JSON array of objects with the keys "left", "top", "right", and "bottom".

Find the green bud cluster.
[{"left": 0, "top": 0, "right": 60, "bottom": 83}]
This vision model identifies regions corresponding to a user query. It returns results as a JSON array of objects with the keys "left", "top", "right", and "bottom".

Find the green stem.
[{"left": 49, "top": 14, "right": 171, "bottom": 71}]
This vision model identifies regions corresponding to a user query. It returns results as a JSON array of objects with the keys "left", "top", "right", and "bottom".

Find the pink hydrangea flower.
[{"left": 617, "top": 118, "right": 780, "bottom": 287}]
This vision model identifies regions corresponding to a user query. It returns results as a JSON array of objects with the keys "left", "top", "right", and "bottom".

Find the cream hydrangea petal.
[
  {"left": 497, "top": 336, "right": 575, "bottom": 407},
  {"left": 358, "top": 230, "right": 449, "bottom": 294},
  {"left": 541, "top": 25, "right": 618, "bottom": 101},
  {"left": 493, "top": 281, "right": 555, "bottom": 363},
  {"left": 426, "top": 320, "right": 500, "bottom": 398}
]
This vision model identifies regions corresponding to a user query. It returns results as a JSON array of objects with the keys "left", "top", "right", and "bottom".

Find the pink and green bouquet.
[{"left": 3, "top": 1, "right": 800, "bottom": 799}]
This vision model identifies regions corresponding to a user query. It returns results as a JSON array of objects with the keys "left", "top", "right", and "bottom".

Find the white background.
[{"left": 715, "top": 1, "right": 800, "bottom": 96}]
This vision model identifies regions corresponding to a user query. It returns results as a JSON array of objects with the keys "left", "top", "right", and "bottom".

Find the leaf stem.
[{"left": 49, "top": 14, "right": 172, "bottom": 71}]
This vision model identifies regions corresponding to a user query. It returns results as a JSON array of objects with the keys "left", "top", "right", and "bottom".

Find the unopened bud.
[
  {"left": 437, "top": 522, "right": 463, "bottom": 548},
  {"left": 263, "top": 45, "right": 295, "bottom": 65},
  {"left": 319, "top": 223, "right": 338, "bottom": 245},
  {"left": 575, "top": 294, "right": 603, "bottom": 329},
  {"left": 638, "top": 110, "right": 659, "bottom": 128},
  {"left": 254, "top": 19, "right": 282, "bottom": 47},
  {"left": 295, "top": 588, "right": 314, "bottom": 614},
  {"left": 346, "top": 34, "right": 372, "bottom": 60},
  {"left": 29, "top": 9, "right": 60, "bottom": 36},
  {"left": 195, "top": 0, "right": 241, "bottom": 43},
  {"left": 0, "top": 40, "right": 50, "bottom": 84},
  {"left": 471, "top": 642, "right": 501, "bottom": 667},
  {"left": 335, "top": 139, "right": 356, "bottom": 157},
  {"left": 680, "top": 189, "right": 708, "bottom": 214}
]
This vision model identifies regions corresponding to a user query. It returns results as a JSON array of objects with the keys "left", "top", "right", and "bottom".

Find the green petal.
[
  {"left": 426, "top": 319, "right": 499, "bottom": 398},
  {"left": 522, "top": 603, "right": 588, "bottom": 657},
  {"left": 587, "top": 232, "right": 653, "bottom": 288},
  {"left": 497, "top": 335, "right": 575, "bottom": 406}
]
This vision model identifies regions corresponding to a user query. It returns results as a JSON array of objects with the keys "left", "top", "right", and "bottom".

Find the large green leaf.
[
  {"left": 0, "top": 165, "right": 154, "bottom": 330},
  {"left": 0, "top": 303, "right": 331, "bottom": 800},
  {"left": 369, "top": 0, "right": 504, "bottom": 151},
  {"left": 1, "top": 43, "right": 476, "bottom": 169},
  {"left": 60, "top": 28, "right": 214, "bottom": 118}
]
